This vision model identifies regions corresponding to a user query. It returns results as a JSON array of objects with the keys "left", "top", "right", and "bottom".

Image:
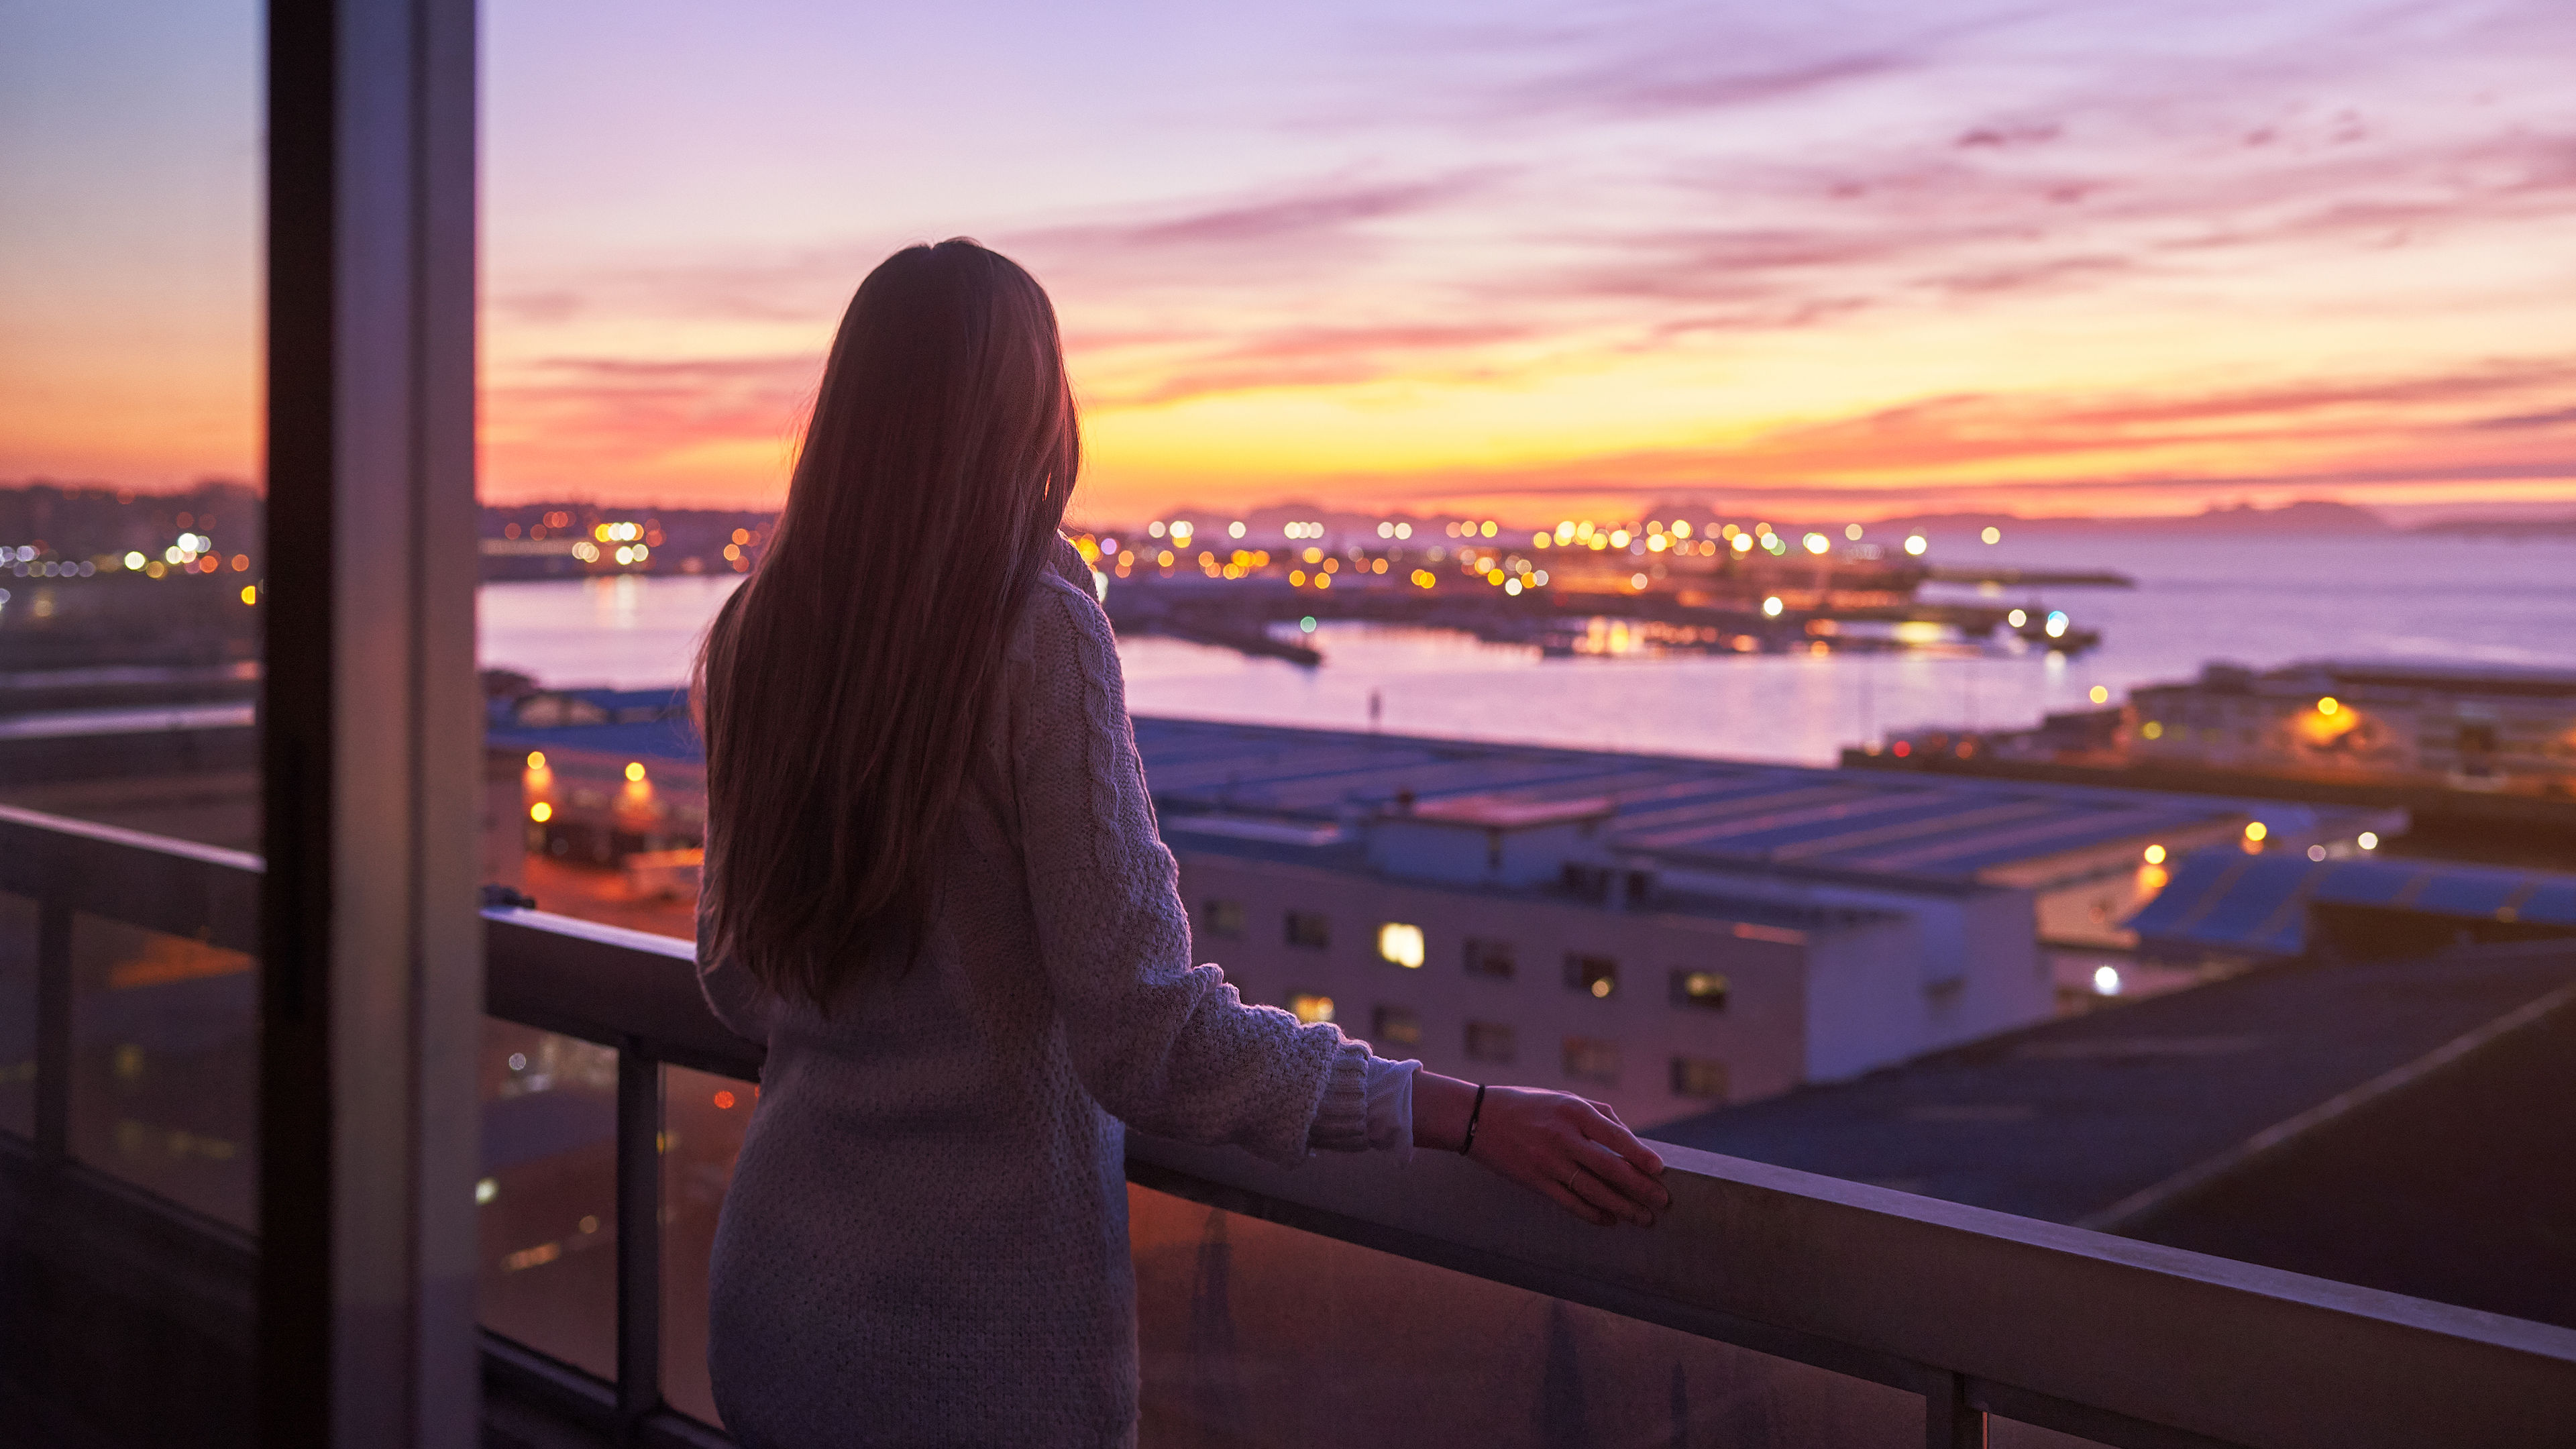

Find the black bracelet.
[{"left": 1459, "top": 1083, "right": 1487, "bottom": 1157}]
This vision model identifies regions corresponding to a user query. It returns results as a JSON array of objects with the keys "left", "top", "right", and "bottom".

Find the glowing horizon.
[{"left": 7, "top": 1, "right": 2575, "bottom": 525}]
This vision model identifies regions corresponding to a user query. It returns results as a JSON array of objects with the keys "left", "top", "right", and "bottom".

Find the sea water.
[{"left": 477, "top": 533, "right": 2576, "bottom": 767}]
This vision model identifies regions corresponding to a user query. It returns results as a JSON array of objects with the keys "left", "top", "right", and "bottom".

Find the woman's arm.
[
  {"left": 1412, "top": 1072, "right": 1670, "bottom": 1227},
  {"left": 1010, "top": 572, "right": 1371, "bottom": 1165}
]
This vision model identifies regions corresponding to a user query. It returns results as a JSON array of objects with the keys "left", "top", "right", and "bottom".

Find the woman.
[{"left": 693, "top": 239, "right": 1670, "bottom": 1448}]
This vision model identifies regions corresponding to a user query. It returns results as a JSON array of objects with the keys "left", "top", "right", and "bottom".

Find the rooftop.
[
  {"left": 2129, "top": 849, "right": 2576, "bottom": 959},
  {"left": 490, "top": 704, "right": 2398, "bottom": 890},
  {"left": 1648, "top": 942, "right": 2576, "bottom": 1230}
]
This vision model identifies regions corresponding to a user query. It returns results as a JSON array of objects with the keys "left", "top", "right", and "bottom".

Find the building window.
[
  {"left": 1204, "top": 898, "right": 1245, "bottom": 938},
  {"left": 1288, "top": 992, "right": 1335, "bottom": 1024},
  {"left": 1377, "top": 922, "right": 1426, "bottom": 969},
  {"left": 1670, "top": 1057, "right": 1729, "bottom": 1100},
  {"left": 1670, "top": 969, "right": 1729, "bottom": 1011},
  {"left": 1565, "top": 953, "right": 1618, "bottom": 999},
  {"left": 1372, "top": 1005, "right": 1422, "bottom": 1048},
  {"left": 1465, "top": 1022, "right": 1516, "bottom": 1064},
  {"left": 1463, "top": 936, "right": 1515, "bottom": 979},
  {"left": 1562, "top": 1036, "right": 1620, "bottom": 1085},
  {"left": 1285, "top": 910, "right": 1330, "bottom": 949}
]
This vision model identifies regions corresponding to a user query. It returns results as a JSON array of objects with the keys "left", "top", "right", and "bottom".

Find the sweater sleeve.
[
  {"left": 1009, "top": 564, "right": 1411, "bottom": 1165},
  {"left": 693, "top": 858, "right": 774, "bottom": 1045}
]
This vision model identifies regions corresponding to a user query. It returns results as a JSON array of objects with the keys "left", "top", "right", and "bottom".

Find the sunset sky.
[{"left": 6, "top": 0, "right": 2574, "bottom": 523}]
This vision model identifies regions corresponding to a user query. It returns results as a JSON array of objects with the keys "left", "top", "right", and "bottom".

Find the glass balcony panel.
[
  {"left": 478, "top": 1017, "right": 620, "bottom": 1381},
  {"left": 661, "top": 1061, "right": 756, "bottom": 1428},
  {"left": 1128, "top": 1184, "right": 1919, "bottom": 1448},
  {"left": 0, "top": 3, "right": 263, "bottom": 851},
  {"left": 66, "top": 912, "right": 256, "bottom": 1228},
  {"left": 0, "top": 892, "right": 34, "bottom": 1136}
]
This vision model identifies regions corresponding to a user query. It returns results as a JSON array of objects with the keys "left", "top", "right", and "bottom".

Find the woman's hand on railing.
[{"left": 1414, "top": 1073, "right": 1670, "bottom": 1227}]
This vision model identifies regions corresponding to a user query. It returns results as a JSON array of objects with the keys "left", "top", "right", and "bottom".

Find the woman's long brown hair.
[{"left": 694, "top": 239, "right": 1079, "bottom": 1010}]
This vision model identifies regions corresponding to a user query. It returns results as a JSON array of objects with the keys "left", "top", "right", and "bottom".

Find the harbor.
[{"left": 1091, "top": 520, "right": 2128, "bottom": 664}]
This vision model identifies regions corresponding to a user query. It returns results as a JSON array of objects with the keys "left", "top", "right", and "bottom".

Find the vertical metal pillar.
[
  {"left": 259, "top": 0, "right": 481, "bottom": 1445},
  {"left": 616, "top": 1048, "right": 665, "bottom": 1428},
  {"left": 1927, "top": 1371, "right": 1988, "bottom": 1449},
  {"left": 30, "top": 901, "right": 72, "bottom": 1163}
]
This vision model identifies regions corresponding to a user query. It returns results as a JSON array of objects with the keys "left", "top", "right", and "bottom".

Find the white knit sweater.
[{"left": 696, "top": 537, "right": 1416, "bottom": 1448}]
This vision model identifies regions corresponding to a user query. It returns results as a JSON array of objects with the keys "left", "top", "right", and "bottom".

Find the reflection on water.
[{"left": 479, "top": 535, "right": 2576, "bottom": 766}]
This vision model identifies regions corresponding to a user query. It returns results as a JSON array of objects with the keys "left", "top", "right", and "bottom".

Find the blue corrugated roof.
[
  {"left": 484, "top": 706, "right": 2389, "bottom": 887},
  {"left": 1122, "top": 718, "right": 2373, "bottom": 886},
  {"left": 2129, "top": 850, "right": 2576, "bottom": 959}
]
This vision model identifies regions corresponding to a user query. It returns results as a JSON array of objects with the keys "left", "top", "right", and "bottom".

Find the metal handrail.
[{"left": 7, "top": 802, "right": 2576, "bottom": 1449}]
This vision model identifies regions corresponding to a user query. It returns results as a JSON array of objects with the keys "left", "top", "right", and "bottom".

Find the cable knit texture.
[{"left": 698, "top": 536, "right": 1410, "bottom": 1448}]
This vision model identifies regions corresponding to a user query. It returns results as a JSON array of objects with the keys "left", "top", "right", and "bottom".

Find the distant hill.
[
  {"left": 2410, "top": 514, "right": 2576, "bottom": 537},
  {"left": 1879, "top": 499, "right": 2392, "bottom": 536}
]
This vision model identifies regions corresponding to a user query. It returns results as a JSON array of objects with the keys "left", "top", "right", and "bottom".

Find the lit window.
[
  {"left": 1284, "top": 910, "right": 1330, "bottom": 950},
  {"left": 1670, "top": 970, "right": 1729, "bottom": 1011},
  {"left": 1562, "top": 1036, "right": 1620, "bottom": 1085},
  {"left": 1565, "top": 953, "right": 1617, "bottom": 998},
  {"left": 1371, "top": 1006, "right": 1422, "bottom": 1048},
  {"left": 1670, "top": 1057, "right": 1729, "bottom": 1100},
  {"left": 1465, "top": 1022, "right": 1516, "bottom": 1064},
  {"left": 1377, "top": 922, "right": 1425, "bottom": 969},
  {"left": 1289, "top": 992, "right": 1335, "bottom": 1024},
  {"left": 1462, "top": 936, "right": 1515, "bottom": 979},
  {"left": 1203, "top": 898, "right": 1245, "bottom": 938}
]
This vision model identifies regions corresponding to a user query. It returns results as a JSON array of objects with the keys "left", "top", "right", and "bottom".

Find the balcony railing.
[{"left": 6, "top": 799, "right": 2576, "bottom": 1448}]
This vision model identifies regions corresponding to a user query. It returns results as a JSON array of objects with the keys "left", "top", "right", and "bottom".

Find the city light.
[
  {"left": 2090, "top": 686, "right": 2110, "bottom": 704},
  {"left": 476, "top": 1178, "right": 498, "bottom": 1205},
  {"left": 1290, "top": 993, "right": 1335, "bottom": 1024},
  {"left": 123, "top": 551, "right": 144, "bottom": 570},
  {"left": 1845, "top": 524, "right": 1864, "bottom": 541},
  {"left": 2094, "top": 965, "right": 2123, "bottom": 996},
  {"left": 1299, "top": 616, "right": 1316, "bottom": 633},
  {"left": 1762, "top": 596, "right": 1784, "bottom": 616},
  {"left": 1904, "top": 535, "right": 1928, "bottom": 556},
  {"left": 2244, "top": 820, "right": 2269, "bottom": 843},
  {"left": 2308, "top": 845, "right": 2328, "bottom": 861},
  {"left": 2045, "top": 611, "right": 2069, "bottom": 639},
  {"left": 529, "top": 802, "right": 553, "bottom": 823},
  {"left": 1377, "top": 922, "right": 1426, "bottom": 969},
  {"left": 527, "top": 751, "right": 546, "bottom": 770},
  {"left": 1982, "top": 527, "right": 2002, "bottom": 545},
  {"left": 1731, "top": 533, "right": 1754, "bottom": 553},
  {"left": 625, "top": 761, "right": 647, "bottom": 782},
  {"left": 1589, "top": 978, "right": 1612, "bottom": 999},
  {"left": 239, "top": 585, "right": 257, "bottom": 606},
  {"left": 1230, "top": 521, "right": 1246, "bottom": 539},
  {"left": 2142, "top": 721, "right": 2165, "bottom": 739},
  {"left": 2143, "top": 843, "right": 2167, "bottom": 864},
  {"left": 2008, "top": 609, "right": 2027, "bottom": 628},
  {"left": 2359, "top": 831, "right": 2379, "bottom": 850},
  {"left": 2317, "top": 696, "right": 2341, "bottom": 715},
  {"left": 1803, "top": 532, "right": 1829, "bottom": 554}
]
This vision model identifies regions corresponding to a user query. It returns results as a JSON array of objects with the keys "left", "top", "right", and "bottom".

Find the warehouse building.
[{"left": 488, "top": 696, "right": 2394, "bottom": 1126}]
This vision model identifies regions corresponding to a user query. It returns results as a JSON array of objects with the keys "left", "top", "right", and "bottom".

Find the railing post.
[
  {"left": 1927, "top": 1371, "right": 1988, "bottom": 1449},
  {"left": 32, "top": 900, "right": 72, "bottom": 1163},
  {"left": 616, "top": 1044, "right": 664, "bottom": 1434}
]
